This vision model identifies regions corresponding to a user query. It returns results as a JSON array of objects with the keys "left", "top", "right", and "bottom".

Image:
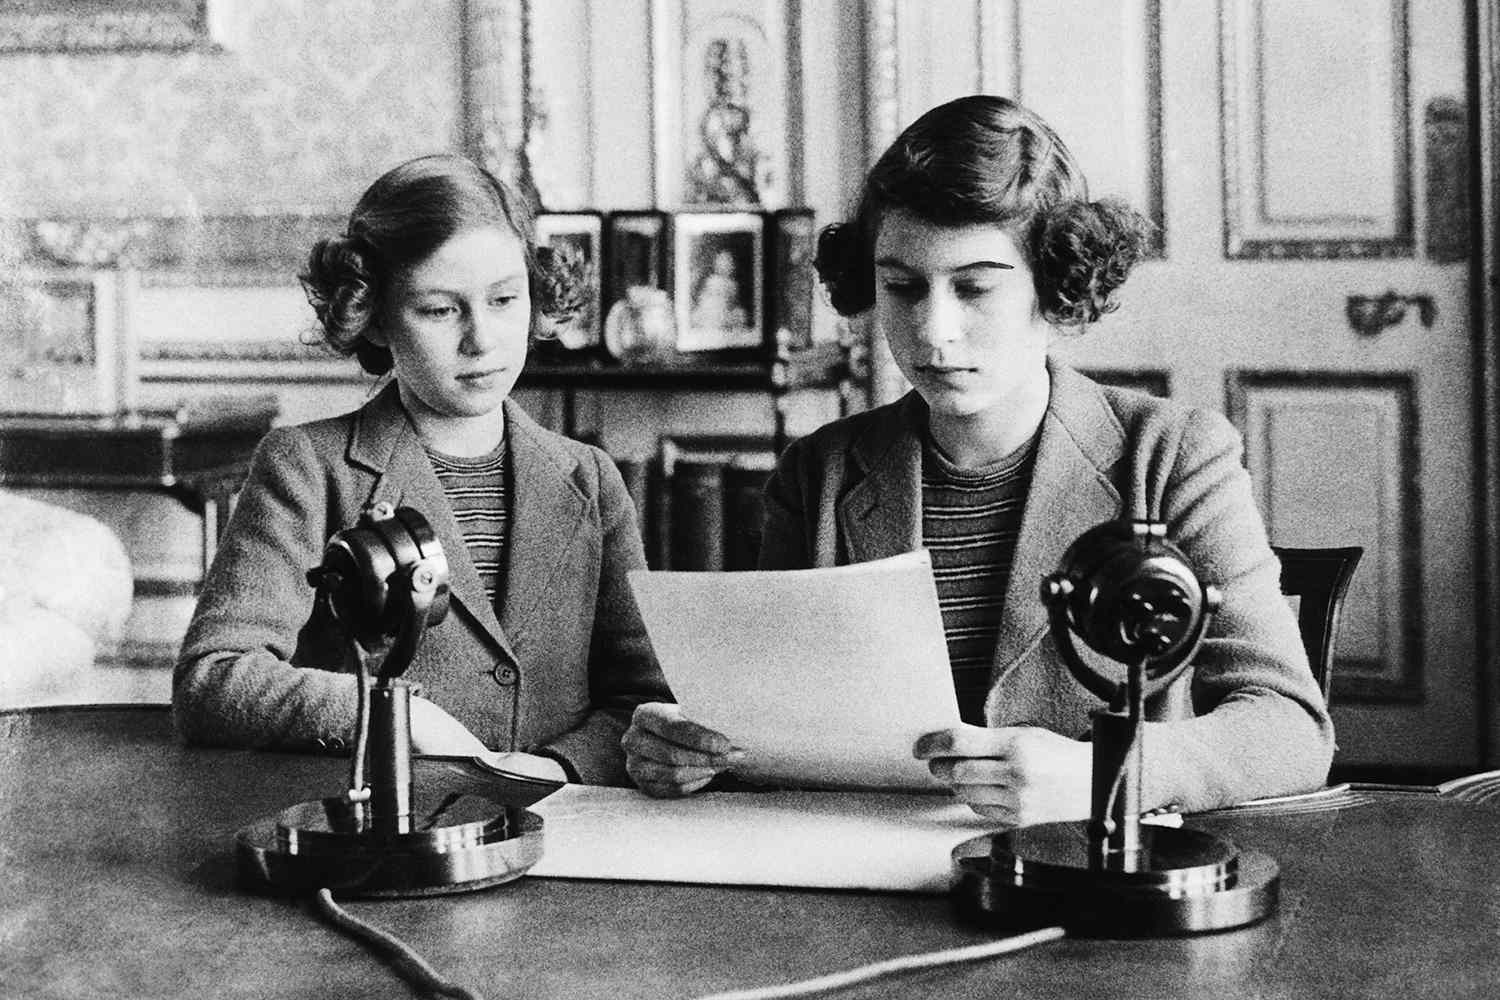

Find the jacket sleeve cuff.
[{"left": 526, "top": 743, "right": 582, "bottom": 784}]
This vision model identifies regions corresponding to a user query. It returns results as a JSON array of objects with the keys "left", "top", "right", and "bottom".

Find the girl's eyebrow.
[{"left": 873, "top": 256, "right": 1015, "bottom": 271}]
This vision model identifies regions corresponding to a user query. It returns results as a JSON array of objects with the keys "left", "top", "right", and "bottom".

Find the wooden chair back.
[{"left": 1272, "top": 545, "right": 1364, "bottom": 702}]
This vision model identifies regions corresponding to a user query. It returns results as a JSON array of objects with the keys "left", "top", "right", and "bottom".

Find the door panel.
[
  {"left": 1227, "top": 371, "right": 1424, "bottom": 705},
  {"left": 1222, "top": 0, "right": 1412, "bottom": 256},
  {"left": 869, "top": 0, "right": 1479, "bottom": 770}
]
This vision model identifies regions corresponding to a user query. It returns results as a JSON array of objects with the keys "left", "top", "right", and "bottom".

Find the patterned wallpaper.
[{"left": 0, "top": 0, "right": 463, "bottom": 219}]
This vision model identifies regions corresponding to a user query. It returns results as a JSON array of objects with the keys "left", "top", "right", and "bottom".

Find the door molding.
[{"left": 1471, "top": 0, "right": 1500, "bottom": 766}]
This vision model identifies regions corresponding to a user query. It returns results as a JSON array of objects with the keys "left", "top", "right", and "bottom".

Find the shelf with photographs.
[
  {"left": 530, "top": 207, "right": 820, "bottom": 365},
  {"left": 521, "top": 207, "right": 858, "bottom": 453}
]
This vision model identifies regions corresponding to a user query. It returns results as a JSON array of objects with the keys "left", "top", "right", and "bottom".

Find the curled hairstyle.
[
  {"left": 815, "top": 95, "right": 1150, "bottom": 327},
  {"left": 299, "top": 154, "right": 589, "bottom": 375}
]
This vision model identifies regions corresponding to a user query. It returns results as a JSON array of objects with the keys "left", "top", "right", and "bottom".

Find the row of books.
[{"left": 611, "top": 436, "right": 777, "bottom": 572}]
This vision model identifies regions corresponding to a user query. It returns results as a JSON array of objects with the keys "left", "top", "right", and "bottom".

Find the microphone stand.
[
  {"left": 235, "top": 505, "right": 554, "bottom": 898},
  {"left": 951, "top": 520, "right": 1281, "bottom": 936}
]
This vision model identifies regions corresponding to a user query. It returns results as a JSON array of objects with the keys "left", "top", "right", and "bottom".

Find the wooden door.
[{"left": 867, "top": 0, "right": 1480, "bottom": 773}]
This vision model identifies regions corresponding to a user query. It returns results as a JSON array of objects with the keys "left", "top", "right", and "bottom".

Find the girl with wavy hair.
[
  {"left": 175, "top": 154, "right": 667, "bottom": 784},
  {"left": 624, "top": 96, "right": 1332, "bottom": 820}
]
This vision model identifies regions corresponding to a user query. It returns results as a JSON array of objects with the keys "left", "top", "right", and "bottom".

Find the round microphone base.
[
  {"left": 236, "top": 791, "right": 543, "bottom": 898},
  {"left": 952, "top": 821, "right": 1278, "bottom": 937}
]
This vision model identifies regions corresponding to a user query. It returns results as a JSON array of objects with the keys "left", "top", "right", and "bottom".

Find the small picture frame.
[
  {"left": 673, "top": 212, "right": 765, "bottom": 354},
  {"left": 768, "top": 208, "right": 816, "bottom": 350},
  {"left": 0, "top": 268, "right": 137, "bottom": 415},
  {"left": 535, "top": 211, "right": 605, "bottom": 355},
  {"left": 602, "top": 210, "right": 673, "bottom": 362}
]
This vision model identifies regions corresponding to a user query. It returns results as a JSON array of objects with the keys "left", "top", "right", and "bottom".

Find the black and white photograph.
[
  {"left": 672, "top": 211, "right": 764, "bottom": 353},
  {"left": 534, "top": 209, "right": 604, "bottom": 353},
  {"left": 4, "top": 2, "right": 1500, "bottom": 998}
]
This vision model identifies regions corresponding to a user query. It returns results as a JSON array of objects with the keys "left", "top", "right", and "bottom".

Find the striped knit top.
[
  {"left": 921, "top": 433, "right": 1038, "bottom": 724},
  {"left": 425, "top": 439, "right": 510, "bottom": 607}
]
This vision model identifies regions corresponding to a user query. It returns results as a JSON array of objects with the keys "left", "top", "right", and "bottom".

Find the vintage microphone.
[
  {"left": 235, "top": 503, "right": 555, "bottom": 898},
  {"left": 951, "top": 520, "right": 1281, "bottom": 936}
]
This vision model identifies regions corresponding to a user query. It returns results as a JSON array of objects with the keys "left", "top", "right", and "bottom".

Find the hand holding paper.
[
  {"left": 627, "top": 550, "right": 961, "bottom": 791},
  {"left": 623, "top": 702, "right": 746, "bottom": 797}
]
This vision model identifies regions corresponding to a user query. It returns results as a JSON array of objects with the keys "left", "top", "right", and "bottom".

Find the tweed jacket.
[
  {"left": 757, "top": 361, "right": 1335, "bottom": 813},
  {"left": 174, "top": 382, "right": 669, "bottom": 785}
]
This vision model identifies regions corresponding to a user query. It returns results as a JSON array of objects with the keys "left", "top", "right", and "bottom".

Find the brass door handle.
[{"left": 1346, "top": 291, "right": 1437, "bottom": 337}]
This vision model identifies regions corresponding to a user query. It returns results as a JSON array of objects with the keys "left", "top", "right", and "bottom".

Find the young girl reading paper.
[
  {"left": 622, "top": 95, "right": 1333, "bottom": 820},
  {"left": 174, "top": 154, "right": 668, "bottom": 785}
]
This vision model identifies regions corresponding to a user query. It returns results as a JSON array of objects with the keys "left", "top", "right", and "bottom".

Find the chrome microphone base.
[
  {"left": 236, "top": 789, "right": 544, "bottom": 898},
  {"left": 952, "top": 821, "right": 1279, "bottom": 937}
]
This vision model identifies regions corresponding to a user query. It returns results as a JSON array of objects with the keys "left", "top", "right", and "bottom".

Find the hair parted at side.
[
  {"left": 814, "top": 94, "right": 1151, "bottom": 327},
  {"left": 298, "top": 153, "right": 589, "bottom": 375}
]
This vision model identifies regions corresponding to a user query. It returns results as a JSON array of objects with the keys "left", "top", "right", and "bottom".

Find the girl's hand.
[
  {"left": 914, "top": 724, "right": 1093, "bottom": 826},
  {"left": 622, "top": 702, "right": 744, "bottom": 797}
]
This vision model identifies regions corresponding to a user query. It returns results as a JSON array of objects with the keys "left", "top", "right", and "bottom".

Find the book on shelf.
[
  {"left": 722, "top": 460, "right": 771, "bottom": 571},
  {"left": 647, "top": 456, "right": 672, "bottom": 570},
  {"left": 668, "top": 458, "right": 725, "bottom": 571},
  {"left": 606, "top": 437, "right": 777, "bottom": 573},
  {"left": 612, "top": 455, "right": 651, "bottom": 553}
]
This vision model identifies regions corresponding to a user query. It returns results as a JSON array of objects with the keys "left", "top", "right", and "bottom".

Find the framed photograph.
[
  {"left": 673, "top": 212, "right": 765, "bottom": 354},
  {"left": 535, "top": 211, "right": 604, "bottom": 355},
  {"left": 602, "top": 210, "right": 674, "bottom": 362},
  {"left": 0, "top": 268, "right": 137, "bottom": 416},
  {"left": 768, "top": 208, "right": 815, "bottom": 350}
]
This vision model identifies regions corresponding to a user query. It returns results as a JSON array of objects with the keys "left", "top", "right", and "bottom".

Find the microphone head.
[
  {"left": 307, "top": 504, "right": 451, "bottom": 649},
  {"left": 1042, "top": 520, "right": 1219, "bottom": 671}
]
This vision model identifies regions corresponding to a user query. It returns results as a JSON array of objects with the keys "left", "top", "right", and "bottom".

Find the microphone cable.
[
  {"left": 312, "top": 888, "right": 485, "bottom": 1000},
  {"left": 690, "top": 926, "right": 1068, "bottom": 1000},
  {"left": 308, "top": 884, "right": 1062, "bottom": 1000}
]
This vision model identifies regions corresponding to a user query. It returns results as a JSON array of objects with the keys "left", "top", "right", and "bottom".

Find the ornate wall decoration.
[
  {"left": 0, "top": 0, "right": 466, "bottom": 285},
  {"left": 463, "top": 0, "right": 529, "bottom": 200},
  {"left": 1424, "top": 96, "right": 1470, "bottom": 263},
  {"left": 652, "top": 0, "right": 794, "bottom": 209},
  {"left": 0, "top": 0, "right": 219, "bottom": 53}
]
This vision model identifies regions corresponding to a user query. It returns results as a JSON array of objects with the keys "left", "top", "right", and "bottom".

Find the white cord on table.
[
  {"left": 313, "top": 888, "right": 485, "bottom": 1000},
  {"left": 691, "top": 926, "right": 1068, "bottom": 1000}
]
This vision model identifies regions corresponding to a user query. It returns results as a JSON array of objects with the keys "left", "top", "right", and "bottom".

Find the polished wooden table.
[
  {"left": 4, "top": 706, "right": 1497, "bottom": 1000},
  {"left": 0, "top": 401, "right": 275, "bottom": 575}
]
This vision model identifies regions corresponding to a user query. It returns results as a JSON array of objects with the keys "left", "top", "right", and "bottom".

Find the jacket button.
[{"left": 492, "top": 664, "right": 519, "bottom": 686}]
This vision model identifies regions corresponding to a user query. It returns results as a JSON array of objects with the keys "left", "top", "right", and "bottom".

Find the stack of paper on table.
[
  {"left": 626, "top": 549, "right": 961, "bottom": 791},
  {"left": 528, "top": 786, "right": 1003, "bottom": 894}
]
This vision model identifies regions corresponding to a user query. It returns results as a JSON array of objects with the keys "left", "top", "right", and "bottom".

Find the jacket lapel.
[
  {"left": 496, "top": 399, "right": 586, "bottom": 648},
  {"left": 838, "top": 393, "right": 925, "bottom": 563},
  {"left": 346, "top": 381, "right": 519, "bottom": 665},
  {"left": 989, "top": 362, "right": 1126, "bottom": 683}
]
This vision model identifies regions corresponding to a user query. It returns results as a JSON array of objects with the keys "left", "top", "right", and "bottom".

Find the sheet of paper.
[
  {"left": 528, "top": 785, "right": 1001, "bottom": 894},
  {"left": 628, "top": 550, "right": 961, "bottom": 790},
  {"left": 527, "top": 788, "right": 1183, "bottom": 894}
]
